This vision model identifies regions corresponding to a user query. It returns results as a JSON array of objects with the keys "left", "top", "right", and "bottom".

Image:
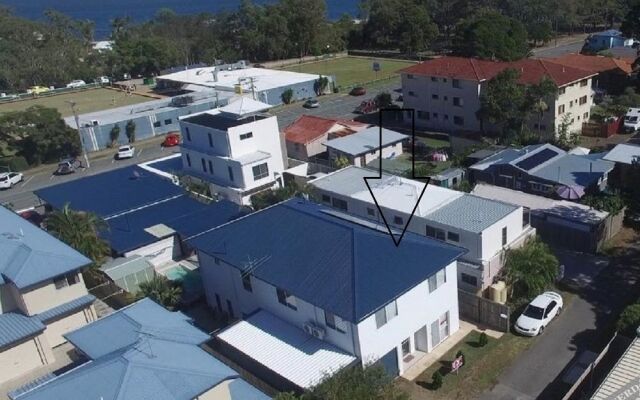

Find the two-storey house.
[
  {"left": 179, "top": 97, "right": 286, "bottom": 205},
  {"left": 310, "top": 166, "right": 535, "bottom": 293},
  {"left": 0, "top": 206, "right": 96, "bottom": 385},
  {"left": 399, "top": 57, "right": 596, "bottom": 138},
  {"left": 189, "top": 199, "right": 466, "bottom": 390}
]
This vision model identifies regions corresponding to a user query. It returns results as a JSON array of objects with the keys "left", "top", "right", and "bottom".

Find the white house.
[
  {"left": 324, "top": 126, "right": 408, "bottom": 167},
  {"left": 188, "top": 199, "right": 466, "bottom": 389},
  {"left": 310, "top": 166, "right": 535, "bottom": 292},
  {"left": 399, "top": 57, "right": 596, "bottom": 137},
  {"left": 179, "top": 98, "right": 286, "bottom": 205}
]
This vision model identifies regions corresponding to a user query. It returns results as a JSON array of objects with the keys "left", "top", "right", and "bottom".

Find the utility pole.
[{"left": 66, "top": 100, "right": 90, "bottom": 169}]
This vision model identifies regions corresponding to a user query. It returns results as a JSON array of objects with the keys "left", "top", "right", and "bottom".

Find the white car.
[
  {"left": 0, "top": 172, "right": 23, "bottom": 189},
  {"left": 623, "top": 108, "right": 640, "bottom": 132},
  {"left": 515, "top": 291, "right": 563, "bottom": 336},
  {"left": 96, "top": 76, "right": 110, "bottom": 84},
  {"left": 117, "top": 145, "right": 135, "bottom": 159},
  {"left": 66, "top": 80, "right": 86, "bottom": 88}
]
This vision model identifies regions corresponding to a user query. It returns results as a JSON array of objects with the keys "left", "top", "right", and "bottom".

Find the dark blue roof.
[
  {"left": 0, "top": 313, "right": 45, "bottom": 349},
  {"left": 103, "top": 197, "right": 247, "bottom": 254},
  {"left": 189, "top": 199, "right": 466, "bottom": 323},
  {"left": 35, "top": 166, "right": 183, "bottom": 219}
]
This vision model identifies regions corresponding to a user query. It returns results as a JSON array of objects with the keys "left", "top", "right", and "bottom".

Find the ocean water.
[{"left": 0, "top": 0, "right": 360, "bottom": 39}]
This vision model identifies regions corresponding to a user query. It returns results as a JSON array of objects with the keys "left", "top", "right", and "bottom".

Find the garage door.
[
  {"left": 0, "top": 339, "right": 44, "bottom": 384},
  {"left": 378, "top": 348, "right": 399, "bottom": 377}
]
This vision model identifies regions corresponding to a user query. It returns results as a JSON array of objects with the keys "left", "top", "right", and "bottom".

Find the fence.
[
  {"left": 581, "top": 118, "right": 620, "bottom": 138},
  {"left": 458, "top": 290, "right": 511, "bottom": 332},
  {"left": 0, "top": 82, "right": 103, "bottom": 104}
]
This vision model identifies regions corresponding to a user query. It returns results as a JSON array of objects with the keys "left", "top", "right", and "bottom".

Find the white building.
[
  {"left": 310, "top": 166, "right": 535, "bottom": 292},
  {"left": 179, "top": 98, "right": 286, "bottom": 205},
  {"left": 189, "top": 199, "right": 466, "bottom": 389},
  {"left": 324, "top": 127, "right": 408, "bottom": 167},
  {"left": 399, "top": 57, "right": 596, "bottom": 138}
]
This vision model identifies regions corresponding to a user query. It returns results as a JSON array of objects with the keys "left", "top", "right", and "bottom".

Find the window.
[
  {"left": 580, "top": 79, "right": 588, "bottom": 87},
  {"left": 208, "top": 133, "right": 213, "bottom": 147},
  {"left": 164, "top": 119, "right": 172, "bottom": 125},
  {"left": 54, "top": 273, "right": 79, "bottom": 289},
  {"left": 185, "top": 127, "right": 191, "bottom": 141},
  {"left": 252, "top": 163, "right": 269, "bottom": 180},
  {"left": 208, "top": 160, "right": 214, "bottom": 174},
  {"left": 153, "top": 121, "right": 161, "bottom": 128},
  {"left": 393, "top": 216, "right": 404, "bottom": 225},
  {"left": 276, "top": 288, "right": 297, "bottom": 310},
  {"left": 429, "top": 269, "right": 446, "bottom": 293},
  {"left": 433, "top": 113, "right": 438, "bottom": 119},
  {"left": 452, "top": 79, "right": 461, "bottom": 88},
  {"left": 375, "top": 300, "right": 398, "bottom": 329},
  {"left": 325, "top": 311, "right": 346, "bottom": 333},
  {"left": 201, "top": 158, "right": 206, "bottom": 172},
  {"left": 442, "top": 78, "right": 447, "bottom": 83},
  {"left": 447, "top": 231, "right": 459, "bottom": 242},
  {"left": 502, "top": 227, "right": 507, "bottom": 246},
  {"left": 558, "top": 105, "right": 565, "bottom": 114},
  {"left": 417, "top": 111, "right": 430, "bottom": 120},
  {"left": 453, "top": 97, "right": 463, "bottom": 107},
  {"left": 579, "top": 95, "right": 587, "bottom": 105},
  {"left": 242, "top": 274, "right": 252, "bottom": 292},
  {"left": 461, "top": 273, "right": 478, "bottom": 287},
  {"left": 407, "top": 74, "right": 414, "bottom": 79},
  {"left": 558, "top": 87, "right": 566, "bottom": 95},
  {"left": 214, "top": 257, "right": 220, "bottom": 265},
  {"left": 426, "top": 225, "right": 446, "bottom": 240},
  {"left": 228, "top": 166, "right": 234, "bottom": 182},
  {"left": 430, "top": 77, "right": 437, "bottom": 82},
  {"left": 367, "top": 207, "right": 375, "bottom": 216},
  {"left": 583, "top": 112, "right": 589, "bottom": 119},
  {"left": 332, "top": 197, "right": 348, "bottom": 211},
  {"left": 401, "top": 338, "right": 411, "bottom": 357},
  {"left": 432, "top": 94, "right": 439, "bottom": 100},
  {"left": 408, "top": 91, "right": 416, "bottom": 97},
  {"left": 186, "top": 153, "right": 191, "bottom": 167},
  {"left": 453, "top": 116, "right": 464, "bottom": 126},
  {"left": 444, "top": 96, "right": 448, "bottom": 101},
  {"left": 444, "top": 114, "right": 449, "bottom": 120},
  {"left": 240, "top": 132, "right": 253, "bottom": 140},
  {"left": 321, "top": 194, "right": 331, "bottom": 203},
  {"left": 569, "top": 100, "right": 573, "bottom": 108}
]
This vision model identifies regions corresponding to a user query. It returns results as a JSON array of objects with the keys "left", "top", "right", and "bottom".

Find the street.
[
  {"left": 531, "top": 35, "right": 587, "bottom": 59},
  {"left": 0, "top": 80, "right": 401, "bottom": 212}
]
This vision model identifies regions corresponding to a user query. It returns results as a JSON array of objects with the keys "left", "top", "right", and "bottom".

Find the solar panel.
[{"left": 515, "top": 148, "right": 559, "bottom": 170}]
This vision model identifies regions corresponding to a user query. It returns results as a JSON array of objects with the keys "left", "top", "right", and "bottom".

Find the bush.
[
  {"left": 478, "top": 332, "right": 488, "bottom": 347},
  {"left": 456, "top": 350, "right": 465, "bottom": 360},
  {"left": 0, "top": 156, "right": 29, "bottom": 171},
  {"left": 281, "top": 88, "right": 294, "bottom": 104},
  {"left": 431, "top": 371, "right": 443, "bottom": 389},
  {"left": 617, "top": 304, "right": 640, "bottom": 337}
]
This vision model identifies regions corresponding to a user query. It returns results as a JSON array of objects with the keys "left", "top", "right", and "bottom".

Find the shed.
[{"left": 100, "top": 255, "right": 156, "bottom": 293}]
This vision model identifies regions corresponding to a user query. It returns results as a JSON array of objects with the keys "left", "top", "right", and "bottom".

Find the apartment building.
[
  {"left": 399, "top": 57, "right": 596, "bottom": 138},
  {"left": 310, "top": 166, "right": 535, "bottom": 292},
  {"left": 189, "top": 199, "right": 466, "bottom": 389},
  {"left": 179, "top": 97, "right": 286, "bottom": 205},
  {"left": 0, "top": 206, "right": 96, "bottom": 385}
]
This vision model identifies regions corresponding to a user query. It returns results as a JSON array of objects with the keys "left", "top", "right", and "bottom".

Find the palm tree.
[
  {"left": 503, "top": 238, "right": 559, "bottom": 301},
  {"left": 45, "top": 203, "right": 109, "bottom": 264},
  {"left": 138, "top": 276, "right": 182, "bottom": 310}
]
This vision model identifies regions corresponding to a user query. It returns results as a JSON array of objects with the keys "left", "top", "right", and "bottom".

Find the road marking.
[
  {"left": 138, "top": 149, "right": 144, "bottom": 157},
  {"left": 49, "top": 175, "right": 56, "bottom": 181},
  {"left": 20, "top": 176, "right": 34, "bottom": 188}
]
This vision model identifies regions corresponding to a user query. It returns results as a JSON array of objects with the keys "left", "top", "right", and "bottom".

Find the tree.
[
  {"left": 617, "top": 303, "right": 640, "bottom": 337},
  {"left": 251, "top": 183, "right": 309, "bottom": 210},
  {"left": 374, "top": 92, "right": 393, "bottom": 108},
  {"left": 581, "top": 193, "right": 625, "bottom": 214},
  {"left": 125, "top": 120, "right": 136, "bottom": 143},
  {"left": 502, "top": 238, "right": 559, "bottom": 300},
  {"left": 138, "top": 276, "right": 182, "bottom": 310},
  {"left": 554, "top": 113, "right": 579, "bottom": 148},
  {"left": 334, "top": 155, "right": 352, "bottom": 169},
  {"left": 109, "top": 124, "right": 121, "bottom": 147},
  {"left": 621, "top": 0, "right": 640, "bottom": 39},
  {"left": 453, "top": 11, "right": 529, "bottom": 61},
  {"left": 525, "top": 76, "right": 558, "bottom": 139},
  {"left": 431, "top": 370, "right": 443, "bottom": 389},
  {"left": 282, "top": 88, "right": 294, "bottom": 104},
  {"left": 477, "top": 69, "right": 526, "bottom": 140},
  {"left": 314, "top": 76, "right": 329, "bottom": 95},
  {"left": 478, "top": 332, "right": 488, "bottom": 347},
  {"left": 45, "top": 203, "right": 110, "bottom": 264}
]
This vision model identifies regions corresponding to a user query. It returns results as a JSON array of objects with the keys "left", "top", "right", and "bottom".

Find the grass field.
[
  {"left": 0, "top": 88, "right": 153, "bottom": 117},
  {"left": 282, "top": 56, "right": 416, "bottom": 87}
]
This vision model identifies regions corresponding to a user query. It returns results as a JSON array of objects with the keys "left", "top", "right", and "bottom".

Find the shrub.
[
  {"left": 0, "top": 156, "right": 29, "bottom": 171},
  {"left": 617, "top": 304, "right": 640, "bottom": 337},
  {"left": 125, "top": 120, "right": 136, "bottom": 143},
  {"left": 431, "top": 371, "right": 443, "bottom": 389},
  {"left": 478, "top": 332, "right": 488, "bottom": 347},
  {"left": 456, "top": 350, "right": 465, "bottom": 360},
  {"left": 109, "top": 125, "right": 121, "bottom": 147},
  {"left": 281, "top": 88, "right": 294, "bottom": 104}
]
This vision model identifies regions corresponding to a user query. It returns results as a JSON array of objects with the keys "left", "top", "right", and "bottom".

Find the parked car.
[
  {"left": 55, "top": 158, "right": 82, "bottom": 175},
  {"left": 66, "top": 80, "right": 87, "bottom": 88},
  {"left": 117, "top": 145, "right": 135, "bottom": 159},
  {"left": 28, "top": 86, "right": 49, "bottom": 94},
  {"left": 303, "top": 98, "right": 320, "bottom": 109},
  {"left": 19, "top": 210, "right": 43, "bottom": 226},
  {"left": 0, "top": 172, "right": 23, "bottom": 189},
  {"left": 623, "top": 108, "right": 640, "bottom": 132},
  {"left": 350, "top": 86, "right": 367, "bottom": 96},
  {"left": 355, "top": 99, "right": 378, "bottom": 114},
  {"left": 515, "top": 292, "right": 563, "bottom": 336},
  {"left": 96, "top": 76, "right": 110, "bottom": 84},
  {"left": 162, "top": 133, "right": 181, "bottom": 147}
]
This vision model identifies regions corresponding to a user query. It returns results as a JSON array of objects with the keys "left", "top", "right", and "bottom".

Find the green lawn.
[
  {"left": 415, "top": 136, "right": 450, "bottom": 149},
  {"left": 397, "top": 331, "right": 538, "bottom": 400},
  {"left": 0, "top": 88, "right": 153, "bottom": 117},
  {"left": 281, "top": 56, "right": 416, "bottom": 87}
]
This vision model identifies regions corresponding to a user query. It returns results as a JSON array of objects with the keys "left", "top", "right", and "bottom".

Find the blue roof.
[
  {"left": 12, "top": 298, "right": 271, "bottom": 400},
  {"left": 0, "top": 313, "right": 45, "bottom": 349},
  {"left": 0, "top": 206, "right": 91, "bottom": 289},
  {"left": 189, "top": 199, "right": 466, "bottom": 323},
  {"left": 35, "top": 166, "right": 184, "bottom": 219},
  {"left": 37, "top": 295, "right": 96, "bottom": 323},
  {"left": 103, "top": 196, "right": 247, "bottom": 254}
]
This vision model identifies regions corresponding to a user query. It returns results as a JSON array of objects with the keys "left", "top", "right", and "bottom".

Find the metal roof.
[
  {"left": 189, "top": 199, "right": 465, "bottom": 323},
  {"left": 181, "top": 110, "right": 269, "bottom": 130},
  {"left": 425, "top": 194, "right": 518, "bottom": 233},
  {"left": 0, "top": 206, "right": 91, "bottom": 289},
  {"left": 35, "top": 166, "right": 184, "bottom": 219},
  {"left": 0, "top": 313, "right": 45, "bottom": 349},
  {"left": 603, "top": 143, "right": 640, "bottom": 165},
  {"left": 217, "top": 310, "right": 357, "bottom": 389},
  {"left": 37, "top": 294, "right": 96, "bottom": 323},
  {"left": 591, "top": 334, "right": 640, "bottom": 400},
  {"left": 323, "top": 127, "right": 408, "bottom": 156}
]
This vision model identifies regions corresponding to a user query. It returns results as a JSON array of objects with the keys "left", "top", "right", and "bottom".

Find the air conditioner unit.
[
  {"left": 303, "top": 323, "right": 314, "bottom": 336},
  {"left": 303, "top": 323, "right": 325, "bottom": 340}
]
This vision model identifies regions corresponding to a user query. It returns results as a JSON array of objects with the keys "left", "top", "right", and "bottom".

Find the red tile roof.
[
  {"left": 546, "top": 53, "right": 633, "bottom": 75},
  {"left": 399, "top": 56, "right": 597, "bottom": 87},
  {"left": 284, "top": 115, "right": 368, "bottom": 144}
]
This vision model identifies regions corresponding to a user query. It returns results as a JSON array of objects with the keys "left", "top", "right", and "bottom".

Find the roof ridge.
[{"left": 469, "top": 58, "right": 481, "bottom": 81}]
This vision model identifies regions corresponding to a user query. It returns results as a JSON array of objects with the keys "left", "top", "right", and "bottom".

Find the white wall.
[
  {"left": 44, "top": 307, "right": 95, "bottom": 347},
  {"left": 20, "top": 272, "right": 89, "bottom": 316},
  {"left": 0, "top": 335, "right": 51, "bottom": 385},
  {"left": 126, "top": 236, "right": 181, "bottom": 267},
  {"left": 553, "top": 78, "right": 593, "bottom": 134}
]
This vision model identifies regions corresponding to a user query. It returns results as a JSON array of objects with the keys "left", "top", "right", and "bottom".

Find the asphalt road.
[
  {"left": 531, "top": 40, "right": 585, "bottom": 59},
  {"left": 0, "top": 80, "right": 402, "bottom": 211}
]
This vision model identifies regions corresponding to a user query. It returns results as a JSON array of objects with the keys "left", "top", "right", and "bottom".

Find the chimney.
[{"left": 211, "top": 68, "right": 218, "bottom": 82}]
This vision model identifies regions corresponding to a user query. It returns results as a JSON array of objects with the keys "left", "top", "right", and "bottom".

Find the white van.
[{"left": 623, "top": 108, "right": 640, "bottom": 132}]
